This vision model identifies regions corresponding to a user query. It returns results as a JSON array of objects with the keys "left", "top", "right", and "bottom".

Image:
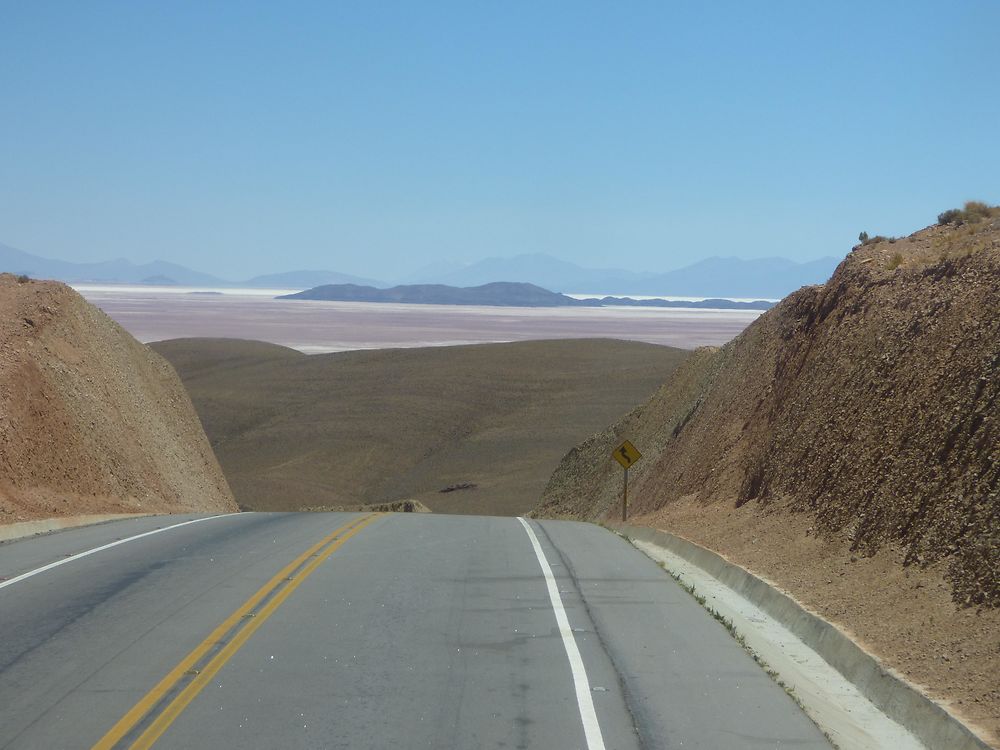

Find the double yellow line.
[{"left": 92, "top": 513, "right": 381, "bottom": 750}]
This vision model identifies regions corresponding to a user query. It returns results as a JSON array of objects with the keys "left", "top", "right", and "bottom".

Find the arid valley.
[{"left": 2, "top": 5, "right": 997, "bottom": 748}]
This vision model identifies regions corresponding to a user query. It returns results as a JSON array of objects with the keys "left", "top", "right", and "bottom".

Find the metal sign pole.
[
  {"left": 612, "top": 440, "right": 641, "bottom": 524},
  {"left": 622, "top": 466, "right": 628, "bottom": 522}
]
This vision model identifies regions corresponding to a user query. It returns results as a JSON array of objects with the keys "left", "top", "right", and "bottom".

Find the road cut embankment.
[
  {"left": 0, "top": 274, "right": 237, "bottom": 524},
  {"left": 539, "top": 210, "right": 1000, "bottom": 741}
]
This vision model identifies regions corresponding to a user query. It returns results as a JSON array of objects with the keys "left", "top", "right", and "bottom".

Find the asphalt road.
[{"left": 0, "top": 512, "right": 831, "bottom": 749}]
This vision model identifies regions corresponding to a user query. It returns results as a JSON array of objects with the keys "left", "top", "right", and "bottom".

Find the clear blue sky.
[{"left": 2, "top": 1, "right": 997, "bottom": 279}]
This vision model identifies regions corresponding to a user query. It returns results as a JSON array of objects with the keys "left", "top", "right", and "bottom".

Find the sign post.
[
  {"left": 612, "top": 440, "right": 642, "bottom": 522},
  {"left": 622, "top": 466, "right": 629, "bottom": 522}
]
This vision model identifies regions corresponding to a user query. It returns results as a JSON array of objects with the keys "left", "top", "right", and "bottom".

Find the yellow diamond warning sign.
[{"left": 612, "top": 440, "right": 642, "bottom": 469}]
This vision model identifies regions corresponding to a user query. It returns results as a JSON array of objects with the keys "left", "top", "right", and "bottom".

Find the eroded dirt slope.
[
  {"left": 538, "top": 210, "right": 1000, "bottom": 742},
  {"left": 0, "top": 275, "right": 236, "bottom": 522}
]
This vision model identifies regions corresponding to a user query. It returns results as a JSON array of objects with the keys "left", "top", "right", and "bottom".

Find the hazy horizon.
[
  {"left": 2, "top": 3, "right": 996, "bottom": 280},
  {"left": 4, "top": 239, "right": 838, "bottom": 283}
]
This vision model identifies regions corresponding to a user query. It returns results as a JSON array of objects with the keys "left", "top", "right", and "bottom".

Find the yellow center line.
[{"left": 91, "top": 513, "right": 382, "bottom": 750}]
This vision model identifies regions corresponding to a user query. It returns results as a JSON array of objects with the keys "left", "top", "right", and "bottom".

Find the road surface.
[{"left": 0, "top": 512, "right": 831, "bottom": 749}]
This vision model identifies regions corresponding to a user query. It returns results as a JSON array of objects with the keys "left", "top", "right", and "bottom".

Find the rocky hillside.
[
  {"left": 540, "top": 206, "right": 999, "bottom": 607},
  {"left": 538, "top": 205, "right": 1000, "bottom": 741},
  {"left": 0, "top": 274, "right": 237, "bottom": 522}
]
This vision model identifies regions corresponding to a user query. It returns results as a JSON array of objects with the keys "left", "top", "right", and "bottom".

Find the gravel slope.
[{"left": 0, "top": 274, "right": 237, "bottom": 522}]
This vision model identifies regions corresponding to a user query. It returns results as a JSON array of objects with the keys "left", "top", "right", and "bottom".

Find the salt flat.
[{"left": 76, "top": 286, "right": 761, "bottom": 351}]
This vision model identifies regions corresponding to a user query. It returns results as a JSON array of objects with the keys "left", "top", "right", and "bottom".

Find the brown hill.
[
  {"left": 537, "top": 207, "right": 1000, "bottom": 742},
  {"left": 151, "top": 338, "right": 688, "bottom": 516},
  {"left": 0, "top": 274, "right": 237, "bottom": 522}
]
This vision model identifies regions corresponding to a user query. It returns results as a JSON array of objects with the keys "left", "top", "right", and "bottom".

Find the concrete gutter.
[
  {"left": 610, "top": 522, "right": 992, "bottom": 750},
  {"left": 0, "top": 514, "right": 152, "bottom": 544}
]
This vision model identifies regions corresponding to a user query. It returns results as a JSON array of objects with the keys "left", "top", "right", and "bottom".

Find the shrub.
[
  {"left": 887, "top": 252, "right": 903, "bottom": 270},
  {"left": 861, "top": 234, "right": 889, "bottom": 245},
  {"left": 858, "top": 232, "right": 889, "bottom": 246},
  {"left": 938, "top": 208, "right": 962, "bottom": 225},
  {"left": 16, "top": 274, "right": 30, "bottom": 284},
  {"left": 963, "top": 200, "right": 992, "bottom": 221},
  {"left": 937, "top": 200, "right": 997, "bottom": 225}
]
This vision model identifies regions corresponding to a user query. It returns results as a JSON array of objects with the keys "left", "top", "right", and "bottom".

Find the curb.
[
  {"left": 0, "top": 514, "right": 153, "bottom": 544},
  {"left": 609, "top": 522, "right": 991, "bottom": 750}
]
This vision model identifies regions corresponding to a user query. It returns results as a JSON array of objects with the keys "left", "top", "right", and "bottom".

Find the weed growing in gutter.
[
  {"left": 602, "top": 529, "right": 840, "bottom": 747},
  {"left": 656, "top": 560, "right": 841, "bottom": 750},
  {"left": 658, "top": 562, "right": 799, "bottom": 700}
]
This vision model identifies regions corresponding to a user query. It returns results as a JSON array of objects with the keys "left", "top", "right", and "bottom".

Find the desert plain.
[{"left": 75, "top": 285, "right": 762, "bottom": 352}]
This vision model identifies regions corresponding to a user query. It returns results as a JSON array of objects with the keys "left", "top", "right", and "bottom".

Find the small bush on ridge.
[
  {"left": 859, "top": 233, "right": 890, "bottom": 246},
  {"left": 938, "top": 200, "right": 997, "bottom": 226}
]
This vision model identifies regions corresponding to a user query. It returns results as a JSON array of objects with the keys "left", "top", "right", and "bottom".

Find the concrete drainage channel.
[
  {"left": 0, "top": 514, "right": 154, "bottom": 544},
  {"left": 609, "top": 522, "right": 992, "bottom": 750}
]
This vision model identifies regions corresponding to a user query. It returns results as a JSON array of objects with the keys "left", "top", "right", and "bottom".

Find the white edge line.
[
  {"left": 0, "top": 514, "right": 245, "bottom": 591},
  {"left": 518, "top": 516, "right": 607, "bottom": 750}
]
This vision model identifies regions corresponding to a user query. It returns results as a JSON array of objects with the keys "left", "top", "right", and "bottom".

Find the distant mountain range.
[
  {"left": 241, "top": 269, "right": 383, "bottom": 288},
  {"left": 0, "top": 243, "right": 383, "bottom": 288},
  {"left": 0, "top": 243, "right": 225, "bottom": 286},
  {"left": 405, "top": 253, "right": 840, "bottom": 298},
  {"left": 1, "top": 242, "right": 839, "bottom": 298},
  {"left": 279, "top": 282, "right": 775, "bottom": 310}
]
